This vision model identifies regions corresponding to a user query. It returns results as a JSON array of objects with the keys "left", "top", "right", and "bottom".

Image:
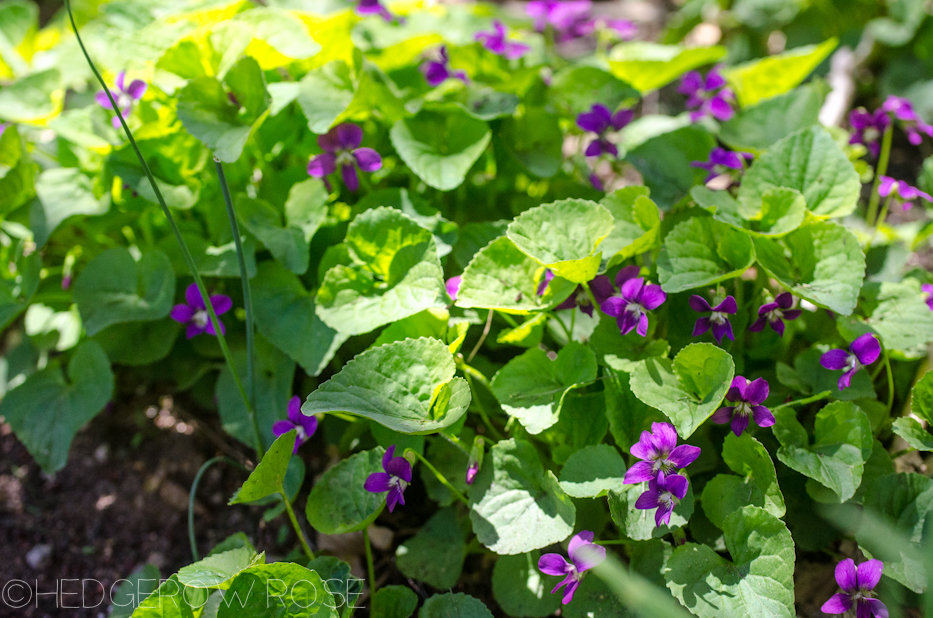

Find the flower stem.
[
  {"left": 467, "top": 309, "right": 494, "bottom": 363},
  {"left": 865, "top": 123, "right": 894, "bottom": 225},
  {"left": 582, "top": 281, "right": 601, "bottom": 315},
  {"left": 459, "top": 363, "right": 505, "bottom": 440},
  {"left": 283, "top": 491, "right": 315, "bottom": 561},
  {"left": 406, "top": 449, "right": 469, "bottom": 506},
  {"left": 883, "top": 348, "right": 895, "bottom": 415},
  {"left": 866, "top": 193, "right": 894, "bottom": 252},
  {"left": 596, "top": 539, "right": 628, "bottom": 545},
  {"left": 188, "top": 456, "right": 245, "bottom": 561},
  {"left": 364, "top": 526, "right": 376, "bottom": 596},
  {"left": 214, "top": 158, "right": 263, "bottom": 459},
  {"left": 63, "top": 0, "right": 261, "bottom": 457},
  {"left": 772, "top": 390, "right": 832, "bottom": 411}
]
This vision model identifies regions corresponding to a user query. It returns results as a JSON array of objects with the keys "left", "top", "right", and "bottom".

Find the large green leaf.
[
  {"left": 296, "top": 60, "right": 356, "bottom": 133},
  {"left": 302, "top": 337, "right": 470, "bottom": 434},
  {"left": 178, "top": 548, "right": 264, "bottom": 589},
  {"left": 217, "top": 563, "right": 336, "bottom": 618},
  {"left": 719, "top": 84, "right": 822, "bottom": 152},
  {"left": 468, "top": 439, "right": 576, "bottom": 555},
  {"left": 607, "top": 42, "right": 727, "bottom": 93},
  {"left": 396, "top": 507, "right": 465, "bottom": 589},
  {"left": 857, "top": 473, "right": 933, "bottom": 593},
  {"left": 490, "top": 342, "right": 597, "bottom": 434},
  {"left": 306, "top": 448, "right": 386, "bottom": 534},
  {"left": 390, "top": 107, "right": 491, "bottom": 191},
  {"left": 33, "top": 167, "right": 110, "bottom": 246},
  {"left": 131, "top": 575, "right": 207, "bottom": 618},
  {"left": 252, "top": 261, "right": 346, "bottom": 377},
  {"left": 721, "top": 432, "right": 785, "bottom": 517},
  {"left": 774, "top": 401, "right": 873, "bottom": 503},
  {"left": 455, "top": 236, "right": 576, "bottom": 314},
  {"left": 609, "top": 482, "right": 695, "bottom": 540},
  {"left": 316, "top": 207, "right": 445, "bottom": 335},
  {"left": 624, "top": 125, "right": 715, "bottom": 209},
  {"left": 657, "top": 215, "right": 755, "bottom": 293},
  {"left": 499, "top": 108, "right": 563, "bottom": 179},
  {"left": 723, "top": 39, "right": 836, "bottom": 107},
  {"left": 0, "top": 69, "right": 61, "bottom": 123},
  {"left": 737, "top": 126, "right": 861, "bottom": 219},
  {"left": 753, "top": 222, "right": 865, "bottom": 315},
  {"left": 665, "top": 506, "right": 796, "bottom": 618},
  {"left": 2, "top": 341, "right": 114, "bottom": 473},
  {"left": 693, "top": 186, "right": 807, "bottom": 238},
  {"left": 629, "top": 343, "right": 735, "bottom": 438},
  {"left": 862, "top": 280, "right": 933, "bottom": 352},
  {"left": 420, "top": 593, "right": 493, "bottom": 618},
  {"left": 72, "top": 248, "right": 175, "bottom": 336},
  {"left": 892, "top": 417, "right": 933, "bottom": 452},
  {"left": 599, "top": 187, "right": 661, "bottom": 268},
  {"left": 229, "top": 430, "right": 296, "bottom": 504},
  {"left": 237, "top": 196, "right": 309, "bottom": 274},
  {"left": 492, "top": 551, "right": 562, "bottom": 618},
  {"left": 559, "top": 444, "right": 628, "bottom": 498},
  {"left": 506, "top": 199, "right": 613, "bottom": 283}
]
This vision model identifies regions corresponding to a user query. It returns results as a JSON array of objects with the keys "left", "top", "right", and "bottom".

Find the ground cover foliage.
[{"left": 1, "top": 0, "right": 933, "bottom": 616}]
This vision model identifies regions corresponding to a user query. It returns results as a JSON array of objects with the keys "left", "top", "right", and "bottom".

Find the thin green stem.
[
  {"left": 283, "top": 492, "right": 315, "bottom": 561},
  {"left": 460, "top": 363, "right": 505, "bottom": 440},
  {"left": 499, "top": 313, "right": 519, "bottom": 328},
  {"left": 467, "top": 309, "right": 494, "bottom": 363},
  {"left": 63, "top": 0, "right": 258, "bottom": 454},
  {"left": 189, "top": 457, "right": 245, "bottom": 561},
  {"left": 363, "top": 526, "right": 377, "bottom": 596},
  {"left": 581, "top": 281, "right": 601, "bottom": 315},
  {"left": 570, "top": 309, "right": 577, "bottom": 338},
  {"left": 866, "top": 124, "right": 894, "bottom": 225},
  {"left": 407, "top": 449, "right": 469, "bottom": 506},
  {"left": 596, "top": 539, "right": 628, "bottom": 545},
  {"left": 552, "top": 311, "right": 573, "bottom": 340},
  {"left": 214, "top": 159, "right": 263, "bottom": 459},
  {"left": 866, "top": 193, "right": 894, "bottom": 252},
  {"left": 772, "top": 390, "right": 832, "bottom": 411},
  {"left": 883, "top": 349, "right": 895, "bottom": 415}
]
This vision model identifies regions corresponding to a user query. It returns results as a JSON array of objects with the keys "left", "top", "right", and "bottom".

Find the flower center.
[
  {"left": 336, "top": 150, "right": 355, "bottom": 166},
  {"left": 659, "top": 491, "right": 678, "bottom": 509},
  {"left": 765, "top": 308, "right": 784, "bottom": 322},
  {"left": 846, "top": 354, "right": 860, "bottom": 372},
  {"left": 295, "top": 425, "right": 308, "bottom": 443},
  {"left": 626, "top": 302, "right": 646, "bottom": 317},
  {"left": 117, "top": 92, "right": 134, "bottom": 110},
  {"left": 710, "top": 311, "right": 728, "bottom": 325},
  {"left": 735, "top": 401, "right": 752, "bottom": 418},
  {"left": 864, "top": 127, "right": 880, "bottom": 143},
  {"left": 193, "top": 310, "right": 209, "bottom": 328}
]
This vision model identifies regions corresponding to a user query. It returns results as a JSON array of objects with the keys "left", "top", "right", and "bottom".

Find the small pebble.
[{"left": 26, "top": 544, "right": 52, "bottom": 570}]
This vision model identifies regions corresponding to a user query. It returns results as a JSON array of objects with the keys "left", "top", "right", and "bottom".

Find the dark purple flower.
[
  {"left": 635, "top": 471, "right": 689, "bottom": 527},
  {"left": 420, "top": 46, "right": 468, "bottom": 87},
  {"left": 307, "top": 123, "right": 382, "bottom": 192},
  {"left": 589, "top": 173, "right": 605, "bottom": 191},
  {"left": 466, "top": 438, "right": 483, "bottom": 485},
  {"left": 363, "top": 445, "right": 412, "bottom": 513},
  {"left": 712, "top": 376, "right": 774, "bottom": 436},
  {"left": 273, "top": 396, "right": 318, "bottom": 453},
  {"left": 679, "top": 67, "right": 735, "bottom": 122},
  {"left": 95, "top": 71, "right": 148, "bottom": 130},
  {"left": 922, "top": 283, "right": 933, "bottom": 311},
  {"left": 748, "top": 292, "right": 801, "bottom": 337},
  {"left": 820, "top": 333, "right": 881, "bottom": 391},
  {"left": 446, "top": 276, "right": 462, "bottom": 302},
  {"left": 623, "top": 421, "right": 700, "bottom": 484},
  {"left": 538, "top": 531, "right": 606, "bottom": 605},
  {"left": 354, "top": 0, "right": 392, "bottom": 21},
  {"left": 883, "top": 96, "right": 933, "bottom": 146},
  {"left": 576, "top": 104, "right": 633, "bottom": 157},
  {"left": 849, "top": 108, "right": 890, "bottom": 158},
  {"left": 878, "top": 176, "right": 933, "bottom": 211},
  {"left": 821, "top": 559, "right": 888, "bottom": 618},
  {"left": 170, "top": 283, "right": 232, "bottom": 339},
  {"left": 691, "top": 147, "right": 753, "bottom": 183},
  {"left": 527, "top": 1, "right": 595, "bottom": 42},
  {"left": 689, "top": 295, "right": 737, "bottom": 344},
  {"left": 600, "top": 265, "right": 667, "bottom": 337},
  {"left": 537, "top": 270, "right": 595, "bottom": 317},
  {"left": 476, "top": 20, "right": 529, "bottom": 59}
]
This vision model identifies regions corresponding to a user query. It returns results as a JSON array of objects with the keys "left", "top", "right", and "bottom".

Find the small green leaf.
[
  {"left": 491, "top": 342, "right": 597, "bottom": 434},
  {"left": 665, "top": 506, "right": 796, "bottom": 618},
  {"left": 753, "top": 222, "right": 865, "bottom": 315},
  {"left": 701, "top": 475, "right": 768, "bottom": 529},
  {"left": 178, "top": 548, "right": 264, "bottom": 589},
  {"left": 604, "top": 367, "right": 666, "bottom": 451},
  {"left": 420, "top": 593, "right": 493, "bottom": 618},
  {"left": 217, "top": 563, "right": 336, "bottom": 618},
  {"left": 237, "top": 196, "right": 310, "bottom": 274},
  {"left": 738, "top": 126, "right": 861, "bottom": 219},
  {"left": 230, "top": 430, "right": 296, "bottom": 504},
  {"left": 721, "top": 432, "right": 785, "bottom": 517},
  {"left": 492, "top": 552, "right": 562, "bottom": 618},
  {"left": 396, "top": 507, "right": 465, "bottom": 589},
  {"left": 629, "top": 343, "right": 735, "bottom": 439},
  {"left": 625, "top": 125, "right": 715, "bottom": 209},
  {"left": 608, "top": 42, "right": 727, "bottom": 93},
  {"left": 559, "top": 444, "right": 628, "bottom": 498},
  {"left": 302, "top": 337, "right": 470, "bottom": 434},
  {"left": 469, "top": 439, "right": 576, "bottom": 555},
  {"left": 657, "top": 215, "right": 755, "bottom": 293},
  {"left": 0, "top": 252, "right": 40, "bottom": 331},
  {"left": 911, "top": 370, "right": 933, "bottom": 425},
  {"left": 305, "top": 448, "right": 386, "bottom": 535},
  {"left": 892, "top": 417, "right": 933, "bottom": 452},
  {"left": 131, "top": 574, "right": 207, "bottom": 618},
  {"left": 609, "top": 483, "right": 695, "bottom": 540},
  {"left": 774, "top": 401, "right": 872, "bottom": 503},
  {"left": 2, "top": 341, "right": 114, "bottom": 473},
  {"left": 390, "top": 107, "right": 491, "bottom": 191},
  {"left": 296, "top": 60, "right": 356, "bottom": 133},
  {"left": 507, "top": 199, "right": 613, "bottom": 284},
  {"left": 863, "top": 280, "right": 933, "bottom": 352},
  {"left": 599, "top": 188, "right": 661, "bottom": 268},
  {"left": 694, "top": 186, "right": 807, "bottom": 238},
  {"left": 723, "top": 39, "right": 836, "bottom": 107},
  {"left": 0, "top": 68, "right": 61, "bottom": 123},
  {"left": 372, "top": 586, "right": 419, "bottom": 618},
  {"left": 33, "top": 167, "right": 110, "bottom": 247}
]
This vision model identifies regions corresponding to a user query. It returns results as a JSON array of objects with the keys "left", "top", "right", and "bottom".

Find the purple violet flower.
[
  {"left": 878, "top": 176, "right": 933, "bottom": 211},
  {"left": 576, "top": 104, "right": 633, "bottom": 157},
  {"left": 922, "top": 283, "right": 933, "bottom": 311},
  {"left": 95, "top": 71, "right": 148, "bottom": 130},
  {"left": 748, "top": 292, "right": 801, "bottom": 337},
  {"left": 605, "top": 19, "right": 637, "bottom": 41},
  {"left": 527, "top": 1, "right": 594, "bottom": 41},
  {"left": 690, "top": 294, "right": 737, "bottom": 344},
  {"left": 883, "top": 96, "right": 933, "bottom": 146},
  {"left": 446, "top": 276, "right": 462, "bottom": 302},
  {"left": 712, "top": 376, "right": 774, "bottom": 436},
  {"left": 476, "top": 21, "right": 530, "bottom": 59},
  {"left": 420, "top": 46, "right": 468, "bottom": 87},
  {"left": 635, "top": 471, "right": 689, "bottom": 527},
  {"left": 600, "top": 265, "right": 667, "bottom": 337},
  {"left": 821, "top": 559, "right": 888, "bottom": 618},
  {"left": 170, "top": 283, "right": 232, "bottom": 339},
  {"left": 538, "top": 531, "right": 606, "bottom": 605},
  {"left": 623, "top": 421, "right": 700, "bottom": 484},
  {"left": 307, "top": 123, "right": 382, "bottom": 192},
  {"left": 820, "top": 333, "right": 882, "bottom": 391},
  {"left": 589, "top": 173, "right": 605, "bottom": 191},
  {"left": 691, "top": 147, "right": 753, "bottom": 183},
  {"left": 363, "top": 445, "right": 412, "bottom": 513},
  {"left": 849, "top": 108, "right": 890, "bottom": 158},
  {"left": 273, "top": 396, "right": 318, "bottom": 453},
  {"left": 353, "top": 0, "right": 392, "bottom": 21},
  {"left": 537, "top": 270, "right": 595, "bottom": 317},
  {"left": 679, "top": 67, "right": 735, "bottom": 122}
]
